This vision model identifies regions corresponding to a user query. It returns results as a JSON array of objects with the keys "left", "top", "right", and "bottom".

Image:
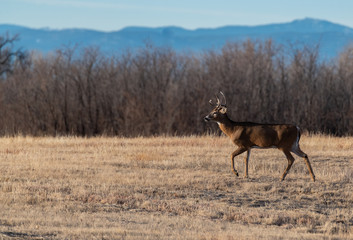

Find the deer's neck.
[{"left": 217, "top": 115, "right": 237, "bottom": 137}]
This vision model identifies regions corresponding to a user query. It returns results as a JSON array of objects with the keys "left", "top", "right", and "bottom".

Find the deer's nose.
[{"left": 204, "top": 116, "right": 210, "bottom": 122}]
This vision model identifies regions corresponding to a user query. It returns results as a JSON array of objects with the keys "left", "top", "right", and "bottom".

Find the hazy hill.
[{"left": 1, "top": 18, "right": 353, "bottom": 58}]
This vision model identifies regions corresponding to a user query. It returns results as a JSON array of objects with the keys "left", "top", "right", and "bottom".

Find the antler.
[
  {"left": 219, "top": 91, "right": 226, "bottom": 106},
  {"left": 209, "top": 91, "right": 226, "bottom": 107},
  {"left": 209, "top": 94, "right": 220, "bottom": 106}
]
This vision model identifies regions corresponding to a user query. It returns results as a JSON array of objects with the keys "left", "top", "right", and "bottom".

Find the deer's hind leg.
[{"left": 291, "top": 145, "right": 315, "bottom": 182}]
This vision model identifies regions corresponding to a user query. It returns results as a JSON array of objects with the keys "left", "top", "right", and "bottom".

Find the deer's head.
[{"left": 204, "top": 91, "right": 228, "bottom": 122}]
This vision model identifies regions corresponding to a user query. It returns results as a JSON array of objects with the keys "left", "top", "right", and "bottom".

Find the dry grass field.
[{"left": 0, "top": 135, "right": 352, "bottom": 239}]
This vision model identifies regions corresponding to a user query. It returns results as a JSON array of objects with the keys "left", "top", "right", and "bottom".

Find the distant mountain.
[{"left": 1, "top": 18, "right": 353, "bottom": 59}]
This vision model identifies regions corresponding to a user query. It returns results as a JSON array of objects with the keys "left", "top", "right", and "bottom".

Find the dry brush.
[{"left": 0, "top": 39, "right": 353, "bottom": 136}]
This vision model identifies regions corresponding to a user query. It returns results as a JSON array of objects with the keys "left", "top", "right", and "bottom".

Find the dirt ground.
[{"left": 0, "top": 135, "right": 352, "bottom": 239}]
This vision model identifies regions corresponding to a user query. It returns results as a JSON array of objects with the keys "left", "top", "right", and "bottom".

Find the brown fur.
[{"left": 205, "top": 104, "right": 315, "bottom": 182}]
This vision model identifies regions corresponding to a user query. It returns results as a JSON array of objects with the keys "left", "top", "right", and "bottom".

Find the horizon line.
[{"left": 1, "top": 17, "right": 349, "bottom": 33}]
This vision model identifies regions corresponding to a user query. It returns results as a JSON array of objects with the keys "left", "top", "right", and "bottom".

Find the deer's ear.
[{"left": 220, "top": 106, "right": 227, "bottom": 114}]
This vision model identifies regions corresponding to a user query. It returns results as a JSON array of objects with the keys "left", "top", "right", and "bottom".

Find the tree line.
[{"left": 0, "top": 35, "right": 352, "bottom": 136}]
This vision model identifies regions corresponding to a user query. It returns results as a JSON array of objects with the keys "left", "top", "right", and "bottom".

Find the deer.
[{"left": 204, "top": 91, "right": 315, "bottom": 182}]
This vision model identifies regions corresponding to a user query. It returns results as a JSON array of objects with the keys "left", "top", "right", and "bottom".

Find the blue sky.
[{"left": 2, "top": 0, "right": 353, "bottom": 31}]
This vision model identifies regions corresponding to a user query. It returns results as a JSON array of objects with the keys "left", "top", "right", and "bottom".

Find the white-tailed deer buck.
[{"left": 204, "top": 91, "right": 315, "bottom": 182}]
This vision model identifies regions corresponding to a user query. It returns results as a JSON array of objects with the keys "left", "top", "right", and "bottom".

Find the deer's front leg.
[
  {"left": 244, "top": 150, "right": 251, "bottom": 178},
  {"left": 231, "top": 148, "right": 247, "bottom": 176}
]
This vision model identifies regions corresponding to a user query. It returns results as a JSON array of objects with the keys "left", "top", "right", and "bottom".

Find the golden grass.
[{"left": 0, "top": 135, "right": 352, "bottom": 239}]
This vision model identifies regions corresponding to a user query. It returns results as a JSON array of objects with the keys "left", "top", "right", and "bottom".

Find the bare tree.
[
  {"left": 0, "top": 40, "right": 352, "bottom": 136},
  {"left": 0, "top": 33, "right": 27, "bottom": 77}
]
